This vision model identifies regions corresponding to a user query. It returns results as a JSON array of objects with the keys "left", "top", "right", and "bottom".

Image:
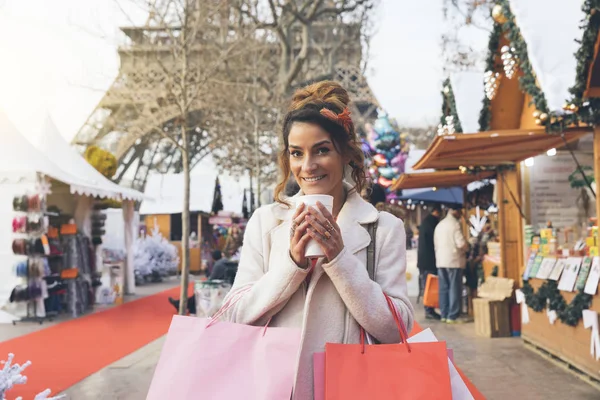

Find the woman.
[{"left": 223, "top": 81, "right": 414, "bottom": 399}]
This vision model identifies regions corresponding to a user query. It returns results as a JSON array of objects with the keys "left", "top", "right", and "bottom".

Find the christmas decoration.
[
  {"left": 500, "top": 45, "right": 518, "bottom": 80},
  {"left": 440, "top": 78, "right": 464, "bottom": 134},
  {"left": 0, "top": 353, "right": 64, "bottom": 400},
  {"left": 469, "top": 206, "right": 488, "bottom": 238},
  {"left": 521, "top": 280, "right": 592, "bottom": 327},
  {"left": 133, "top": 224, "right": 179, "bottom": 283},
  {"left": 84, "top": 145, "right": 117, "bottom": 179},
  {"left": 491, "top": 4, "right": 508, "bottom": 24},
  {"left": 34, "top": 177, "right": 52, "bottom": 197},
  {"left": 480, "top": 1, "right": 600, "bottom": 133},
  {"left": 363, "top": 113, "right": 410, "bottom": 192},
  {"left": 484, "top": 70, "right": 501, "bottom": 100},
  {"left": 437, "top": 115, "right": 456, "bottom": 136},
  {"left": 479, "top": 23, "right": 502, "bottom": 132}
]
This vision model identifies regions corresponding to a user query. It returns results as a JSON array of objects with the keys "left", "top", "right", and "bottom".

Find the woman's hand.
[
  {"left": 306, "top": 202, "right": 344, "bottom": 262},
  {"left": 290, "top": 203, "right": 312, "bottom": 268}
]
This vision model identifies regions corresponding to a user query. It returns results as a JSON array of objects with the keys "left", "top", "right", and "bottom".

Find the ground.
[
  {"left": 59, "top": 301, "right": 600, "bottom": 400},
  {"left": 2, "top": 254, "right": 600, "bottom": 399}
]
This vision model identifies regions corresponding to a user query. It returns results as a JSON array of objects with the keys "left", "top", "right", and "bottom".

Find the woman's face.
[{"left": 288, "top": 122, "right": 346, "bottom": 196}]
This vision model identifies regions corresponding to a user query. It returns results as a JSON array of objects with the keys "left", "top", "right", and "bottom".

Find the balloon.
[
  {"left": 378, "top": 167, "right": 397, "bottom": 180},
  {"left": 373, "top": 154, "right": 387, "bottom": 167},
  {"left": 378, "top": 176, "right": 393, "bottom": 188}
]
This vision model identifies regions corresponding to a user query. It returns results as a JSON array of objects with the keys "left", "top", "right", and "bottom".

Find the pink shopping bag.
[{"left": 147, "top": 314, "right": 300, "bottom": 399}]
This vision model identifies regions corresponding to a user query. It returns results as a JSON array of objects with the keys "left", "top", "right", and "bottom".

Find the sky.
[{"left": 0, "top": 0, "right": 484, "bottom": 142}]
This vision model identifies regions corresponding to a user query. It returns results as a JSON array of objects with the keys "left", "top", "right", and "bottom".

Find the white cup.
[{"left": 295, "top": 194, "right": 334, "bottom": 258}]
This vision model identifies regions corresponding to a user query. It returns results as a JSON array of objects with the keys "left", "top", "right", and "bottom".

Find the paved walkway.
[{"left": 60, "top": 300, "right": 600, "bottom": 399}]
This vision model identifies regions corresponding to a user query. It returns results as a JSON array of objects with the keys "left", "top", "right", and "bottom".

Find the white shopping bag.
[{"left": 408, "top": 328, "right": 474, "bottom": 400}]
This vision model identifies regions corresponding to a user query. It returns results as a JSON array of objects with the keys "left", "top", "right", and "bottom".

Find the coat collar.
[{"left": 271, "top": 182, "right": 378, "bottom": 255}]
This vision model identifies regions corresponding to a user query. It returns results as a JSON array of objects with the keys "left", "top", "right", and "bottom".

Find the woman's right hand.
[{"left": 290, "top": 203, "right": 312, "bottom": 268}]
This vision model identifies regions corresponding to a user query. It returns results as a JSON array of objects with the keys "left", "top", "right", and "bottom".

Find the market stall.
[
  {"left": 0, "top": 111, "right": 144, "bottom": 323},
  {"left": 411, "top": 0, "right": 600, "bottom": 382},
  {"left": 140, "top": 172, "right": 246, "bottom": 274},
  {"left": 30, "top": 116, "right": 144, "bottom": 296}
]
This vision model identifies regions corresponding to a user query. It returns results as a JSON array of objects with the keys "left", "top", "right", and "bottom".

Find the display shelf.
[{"left": 522, "top": 278, "right": 600, "bottom": 382}]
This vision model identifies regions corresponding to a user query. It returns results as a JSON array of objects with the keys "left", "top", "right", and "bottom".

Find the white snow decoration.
[
  {"left": 450, "top": 71, "right": 486, "bottom": 133},
  {"left": 0, "top": 353, "right": 64, "bottom": 400},
  {"left": 469, "top": 206, "right": 488, "bottom": 238},
  {"left": 133, "top": 223, "right": 179, "bottom": 279},
  {"left": 508, "top": 0, "right": 586, "bottom": 112}
]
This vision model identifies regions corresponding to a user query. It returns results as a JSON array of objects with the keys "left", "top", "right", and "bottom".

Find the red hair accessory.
[{"left": 320, "top": 107, "right": 353, "bottom": 134}]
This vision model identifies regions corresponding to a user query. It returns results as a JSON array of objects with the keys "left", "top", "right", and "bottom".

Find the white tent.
[
  {"left": 31, "top": 116, "right": 144, "bottom": 202},
  {"left": 0, "top": 110, "right": 104, "bottom": 192},
  {"left": 140, "top": 173, "right": 246, "bottom": 216}
]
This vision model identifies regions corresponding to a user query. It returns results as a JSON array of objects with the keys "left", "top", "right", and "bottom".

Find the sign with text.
[{"left": 528, "top": 152, "right": 595, "bottom": 230}]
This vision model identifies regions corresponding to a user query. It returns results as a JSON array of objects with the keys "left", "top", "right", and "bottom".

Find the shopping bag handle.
[
  {"left": 360, "top": 293, "right": 411, "bottom": 354},
  {"left": 206, "top": 285, "right": 252, "bottom": 328}
]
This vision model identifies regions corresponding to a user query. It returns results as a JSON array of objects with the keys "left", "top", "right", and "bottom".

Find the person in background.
[
  {"left": 208, "top": 250, "right": 229, "bottom": 280},
  {"left": 417, "top": 204, "right": 442, "bottom": 320},
  {"left": 434, "top": 205, "right": 469, "bottom": 324},
  {"left": 168, "top": 250, "right": 229, "bottom": 314}
]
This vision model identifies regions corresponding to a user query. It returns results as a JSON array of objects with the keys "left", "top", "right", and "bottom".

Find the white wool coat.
[{"left": 223, "top": 185, "right": 415, "bottom": 399}]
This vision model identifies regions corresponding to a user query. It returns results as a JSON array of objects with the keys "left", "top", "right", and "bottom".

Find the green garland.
[
  {"left": 440, "top": 78, "right": 463, "bottom": 133},
  {"left": 479, "top": 1, "right": 600, "bottom": 133},
  {"left": 561, "top": 0, "right": 600, "bottom": 130},
  {"left": 499, "top": 1, "right": 550, "bottom": 114},
  {"left": 521, "top": 280, "right": 593, "bottom": 327},
  {"left": 478, "top": 23, "right": 503, "bottom": 132}
]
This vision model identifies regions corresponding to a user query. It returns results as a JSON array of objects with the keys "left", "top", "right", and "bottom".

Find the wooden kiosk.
[{"left": 407, "top": 1, "right": 600, "bottom": 384}]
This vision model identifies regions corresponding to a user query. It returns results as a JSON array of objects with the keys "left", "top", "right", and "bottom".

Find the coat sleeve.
[
  {"left": 322, "top": 213, "right": 415, "bottom": 342},
  {"left": 221, "top": 207, "right": 310, "bottom": 325}
]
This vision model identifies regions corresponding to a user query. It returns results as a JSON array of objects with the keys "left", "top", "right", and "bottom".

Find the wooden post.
[
  {"left": 595, "top": 127, "right": 600, "bottom": 244},
  {"left": 497, "top": 167, "right": 525, "bottom": 284}
]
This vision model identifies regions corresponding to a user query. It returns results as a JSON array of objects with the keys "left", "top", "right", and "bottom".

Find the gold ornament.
[
  {"left": 550, "top": 116, "right": 557, "bottom": 124},
  {"left": 563, "top": 103, "right": 570, "bottom": 111},
  {"left": 568, "top": 104, "right": 579, "bottom": 112},
  {"left": 535, "top": 118, "right": 542, "bottom": 126},
  {"left": 532, "top": 110, "right": 541, "bottom": 118},
  {"left": 539, "top": 113, "right": 549, "bottom": 122},
  {"left": 492, "top": 4, "right": 508, "bottom": 24}
]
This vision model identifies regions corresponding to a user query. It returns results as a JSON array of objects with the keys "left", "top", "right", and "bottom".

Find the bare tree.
[
  {"left": 122, "top": 0, "right": 253, "bottom": 314},
  {"left": 441, "top": 0, "right": 493, "bottom": 72},
  {"left": 217, "top": 0, "right": 378, "bottom": 197}
]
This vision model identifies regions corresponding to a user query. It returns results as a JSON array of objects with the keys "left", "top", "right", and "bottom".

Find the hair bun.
[{"left": 289, "top": 80, "right": 350, "bottom": 113}]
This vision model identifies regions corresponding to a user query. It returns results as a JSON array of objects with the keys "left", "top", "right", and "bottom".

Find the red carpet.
[{"left": 0, "top": 285, "right": 183, "bottom": 399}]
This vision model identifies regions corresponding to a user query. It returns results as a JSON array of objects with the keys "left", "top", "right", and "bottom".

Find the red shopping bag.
[
  {"left": 324, "top": 294, "right": 452, "bottom": 400},
  {"left": 423, "top": 273, "right": 439, "bottom": 308},
  {"left": 147, "top": 288, "right": 301, "bottom": 400}
]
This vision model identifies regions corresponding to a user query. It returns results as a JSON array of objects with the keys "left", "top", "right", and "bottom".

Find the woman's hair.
[{"left": 274, "top": 80, "right": 366, "bottom": 204}]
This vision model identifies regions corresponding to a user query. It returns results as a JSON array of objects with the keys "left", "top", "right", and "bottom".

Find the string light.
[
  {"left": 547, "top": 148, "right": 557, "bottom": 156},
  {"left": 524, "top": 157, "right": 535, "bottom": 167},
  {"left": 484, "top": 70, "right": 500, "bottom": 100},
  {"left": 501, "top": 45, "right": 518, "bottom": 79}
]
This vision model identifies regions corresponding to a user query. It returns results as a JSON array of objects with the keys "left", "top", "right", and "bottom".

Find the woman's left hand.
[{"left": 305, "top": 202, "right": 344, "bottom": 262}]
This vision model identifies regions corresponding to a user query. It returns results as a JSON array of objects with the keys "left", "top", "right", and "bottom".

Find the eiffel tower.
[{"left": 72, "top": 4, "right": 381, "bottom": 191}]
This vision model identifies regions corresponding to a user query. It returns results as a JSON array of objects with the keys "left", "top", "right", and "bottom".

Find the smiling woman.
[
  {"left": 222, "top": 80, "right": 414, "bottom": 400},
  {"left": 276, "top": 81, "right": 366, "bottom": 213}
]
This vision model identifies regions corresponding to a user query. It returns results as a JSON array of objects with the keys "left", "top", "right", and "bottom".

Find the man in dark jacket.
[{"left": 417, "top": 204, "right": 442, "bottom": 320}]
